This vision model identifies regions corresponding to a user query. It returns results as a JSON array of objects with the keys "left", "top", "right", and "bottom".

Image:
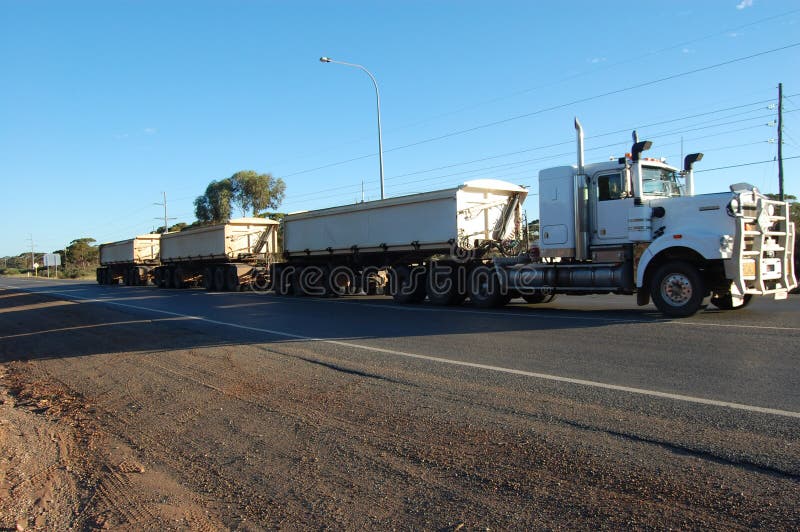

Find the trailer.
[
  {"left": 274, "top": 179, "right": 527, "bottom": 300},
  {"left": 152, "top": 217, "right": 280, "bottom": 291},
  {"left": 96, "top": 235, "right": 160, "bottom": 286}
]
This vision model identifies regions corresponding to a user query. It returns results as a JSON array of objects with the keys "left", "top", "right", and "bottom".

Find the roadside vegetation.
[{"left": 1, "top": 170, "right": 286, "bottom": 280}]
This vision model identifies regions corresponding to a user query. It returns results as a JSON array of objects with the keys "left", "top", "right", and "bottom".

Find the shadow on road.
[{"left": 0, "top": 285, "right": 653, "bottom": 363}]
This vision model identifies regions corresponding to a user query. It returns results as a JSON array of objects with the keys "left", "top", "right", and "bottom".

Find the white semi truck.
[
  {"left": 276, "top": 119, "right": 796, "bottom": 317},
  {"left": 96, "top": 235, "right": 161, "bottom": 286}
]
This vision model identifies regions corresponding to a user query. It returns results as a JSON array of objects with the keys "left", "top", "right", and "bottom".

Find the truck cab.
[{"left": 531, "top": 119, "right": 796, "bottom": 316}]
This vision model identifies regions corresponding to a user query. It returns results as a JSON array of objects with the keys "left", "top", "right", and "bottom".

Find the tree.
[
  {"left": 194, "top": 179, "right": 234, "bottom": 223},
  {"left": 66, "top": 238, "right": 99, "bottom": 269},
  {"left": 194, "top": 171, "right": 286, "bottom": 223},
  {"left": 230, "top": 171, "right": 286, "bottom": 217},
  {"left": 526, "top": 219, "right": 540, "bottom": 242},
  {"left": 152, "top": 222, "right": 188, "bottom": 234}
]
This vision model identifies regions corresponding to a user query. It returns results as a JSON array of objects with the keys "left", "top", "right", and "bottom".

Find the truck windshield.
[{"left": 642, "top": 166, "right": 682, "bottom": 197}]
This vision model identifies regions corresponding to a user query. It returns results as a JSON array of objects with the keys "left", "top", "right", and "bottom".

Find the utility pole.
[
  {"left": 777, "top": 82, "right": 784, "bottom": 201},
  {"left": 154, "top": 192, "right": 176, "bottom": 233},
  {"left": 27, "top": 234, "right": 35, "bottom": 276}
]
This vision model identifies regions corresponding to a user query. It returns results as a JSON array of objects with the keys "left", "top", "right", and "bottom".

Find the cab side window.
[{"left": 598, "top": 173, "right": 623, "bottom": 201}]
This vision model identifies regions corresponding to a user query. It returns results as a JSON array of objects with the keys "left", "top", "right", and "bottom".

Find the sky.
[{"left": 1, "top": 0, "right": 798, "bottom": 256}]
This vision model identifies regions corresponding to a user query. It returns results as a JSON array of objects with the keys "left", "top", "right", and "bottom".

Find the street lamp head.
[{"left": 319, "top": 56, "right": 331, "bottom": 63}]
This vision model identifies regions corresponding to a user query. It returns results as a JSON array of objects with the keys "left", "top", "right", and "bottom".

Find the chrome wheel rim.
[{"left": 660, "top": 273, "right": 693, "bottom": 307}]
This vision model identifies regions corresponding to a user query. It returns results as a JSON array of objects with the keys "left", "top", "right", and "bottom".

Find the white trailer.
[
  {"left": 275, "top": 180, "right": 527, "bottom": 300},
  {"left": 154, "top": 217, "right": 279, "bottom": 291},
  {"left": 283, "top": 179, "right": 526, "bottom": 256},
  {"left": 96, "top": 235, "right": 160, "bottom": 286}
]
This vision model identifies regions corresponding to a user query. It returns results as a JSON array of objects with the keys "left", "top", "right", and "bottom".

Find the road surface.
[{"left": 1, "top": 277, "right": 798, "bottom": 529}]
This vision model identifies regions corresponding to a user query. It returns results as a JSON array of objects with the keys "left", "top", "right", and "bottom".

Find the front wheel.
[{"left": 650, "top": 261, "right": 707, "bottom": 318}]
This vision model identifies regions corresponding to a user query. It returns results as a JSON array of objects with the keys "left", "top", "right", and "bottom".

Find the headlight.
[
  {"left": 727, "top": 197, "right": 740, "bottom": 216},
  {"left": 767, "top": 204, "right": 775, "bottom": 217},
  {"left": 720, "top": 234, "right": 734, "bottom": 252}
]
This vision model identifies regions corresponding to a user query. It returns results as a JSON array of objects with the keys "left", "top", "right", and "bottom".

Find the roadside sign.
[{"left": 43, "top": 253, "right": 61, "bottom": 266}]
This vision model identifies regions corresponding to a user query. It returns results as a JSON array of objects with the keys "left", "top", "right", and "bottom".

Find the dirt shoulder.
[
  {"left": 0, "top": 287, "right": 798, "bottom": 529},
  {"left": 0, "top": 361, "right": 223, "bottom": 530}
]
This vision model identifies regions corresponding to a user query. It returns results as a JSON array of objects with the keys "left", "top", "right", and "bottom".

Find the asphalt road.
[
  {"left": 1, "top": 276, "right": 799, "bottom": 528},
  {"left": 3, "top": 276, "right": 799, "bottom": 413}
]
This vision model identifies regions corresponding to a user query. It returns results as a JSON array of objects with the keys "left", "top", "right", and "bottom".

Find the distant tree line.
[{"left": 2, "top": 169, "right": 287, "bottom": 279}]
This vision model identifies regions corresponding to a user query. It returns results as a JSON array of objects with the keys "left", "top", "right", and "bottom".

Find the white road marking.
[{"left": 4, "top": 283, "right": 800, "bottom": 419}]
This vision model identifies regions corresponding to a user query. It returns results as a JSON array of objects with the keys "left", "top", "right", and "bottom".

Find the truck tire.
[
  {"left": 225, "top": 266, "right": 240, "bottom": 292},
  {"left": 272, "top": 265, "right": 290, "bottom": 295},
  {"left": 426, "top": 263, "right": 461, "bottom": 306},
  {"left": 468, "top": 267, "right": 507, "bottom": 308},
  {"left": 163, "top": 267, "right": 174, "bottom": 289},
  {"left": 203, "top": 267, "right": 215, "bottom": 291},
  {"left": 390, "top": 265, "right": 427, "bottom": 304},
  {"left": 711, "top": 293, "right": 753, "bottom": 310},
  {"left": 326, "top": 266, "right": 355, "bottom": 296},
  {"left": 129, "top": 268, "right": 140, "bottom": 286},
  {"left": 213, "top": 267, "right": 226, "bottom": 291},
  {"left": 522, "top": 291, "right": 557, "bottom": 304},
  {"left": 650, "top": 261, "right": 707, "bottom": 317},
  {"left": 154, "top": 268, "right": 164, "bottom": 288},
  {"left": 173, "top": 267, "right": 186, "bottom": 289}
]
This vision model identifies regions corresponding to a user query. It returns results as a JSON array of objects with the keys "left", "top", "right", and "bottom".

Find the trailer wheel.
[
  {"left": 468, "top": 267, "right": 507, "bottom": 308},
  {"left": 710, "top": 292, "right": 753, "bottom": 310},
  {"left": 154, "top": 268, "right": 164, "bottom": 288},
  {"left": 390, "top": 265, "right": 427, "bottom": 304},
  {"left": 212, "top": 267, "right": 226, "bottom": 291},
  {"left": 163, "top": 267, "right": 174, "bottom": 289},
  {"left": 326, "top": 266, "right": 355, "bottom": 296},
  {"left": 203, "top": 267, "right": 215, "bottom": 291},
  {"left": 426, "top": 262, "right": 461, "bottom": 306},
  {"left": 225, "top": 266, "right": 240, "bottom": 292},
  {"left": 97, "top": 269, "right": 104, "bottom": 285},
  {"left": 650, "top": 261, "right": 707, "bottom": 317},
  {"left": 173, "top": 267, "right": 186, "bottom": 289},
  {"left": 272, "top": 265, "right": 290, "bottom": 295}
]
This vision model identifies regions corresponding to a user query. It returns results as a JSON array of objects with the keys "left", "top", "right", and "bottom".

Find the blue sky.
[{"left": 1, "top": 0, "right": 798, "bottom": 256}]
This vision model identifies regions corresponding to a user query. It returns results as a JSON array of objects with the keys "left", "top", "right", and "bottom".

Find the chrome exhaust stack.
[
  {"left": 574, "top": 118, "right": 589, "bottom": 260},
  {"left": 683, "top": 153, "right": 703, "bottom": 197},
  {"left": 630, "top": 131, "right": 652, "bottom": 206}
]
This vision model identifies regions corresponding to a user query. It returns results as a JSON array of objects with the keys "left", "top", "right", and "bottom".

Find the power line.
[
  {"left": 289, "top": 134, "right": 784, "bottom": 211},
  {"left": 270, "top": 8, "right": 800, "bottom": 169},
  {"left": 695, "top": 155, "right": 800, "bottom": 173},
  {"left": 283, "top": 106, "right": 781, "bottom": 204},
  {"left": 282, "top": 43, "right": 800, "bottom": 179}
]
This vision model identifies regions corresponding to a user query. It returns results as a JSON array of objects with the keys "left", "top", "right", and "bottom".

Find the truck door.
[{"left": 591, "top": 172, "right": 632, "bottom": 243}]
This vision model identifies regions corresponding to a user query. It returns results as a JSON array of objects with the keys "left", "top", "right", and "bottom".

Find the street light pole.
[{"left": 320, "top": 56, "right": 385, "bottom": 199}]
